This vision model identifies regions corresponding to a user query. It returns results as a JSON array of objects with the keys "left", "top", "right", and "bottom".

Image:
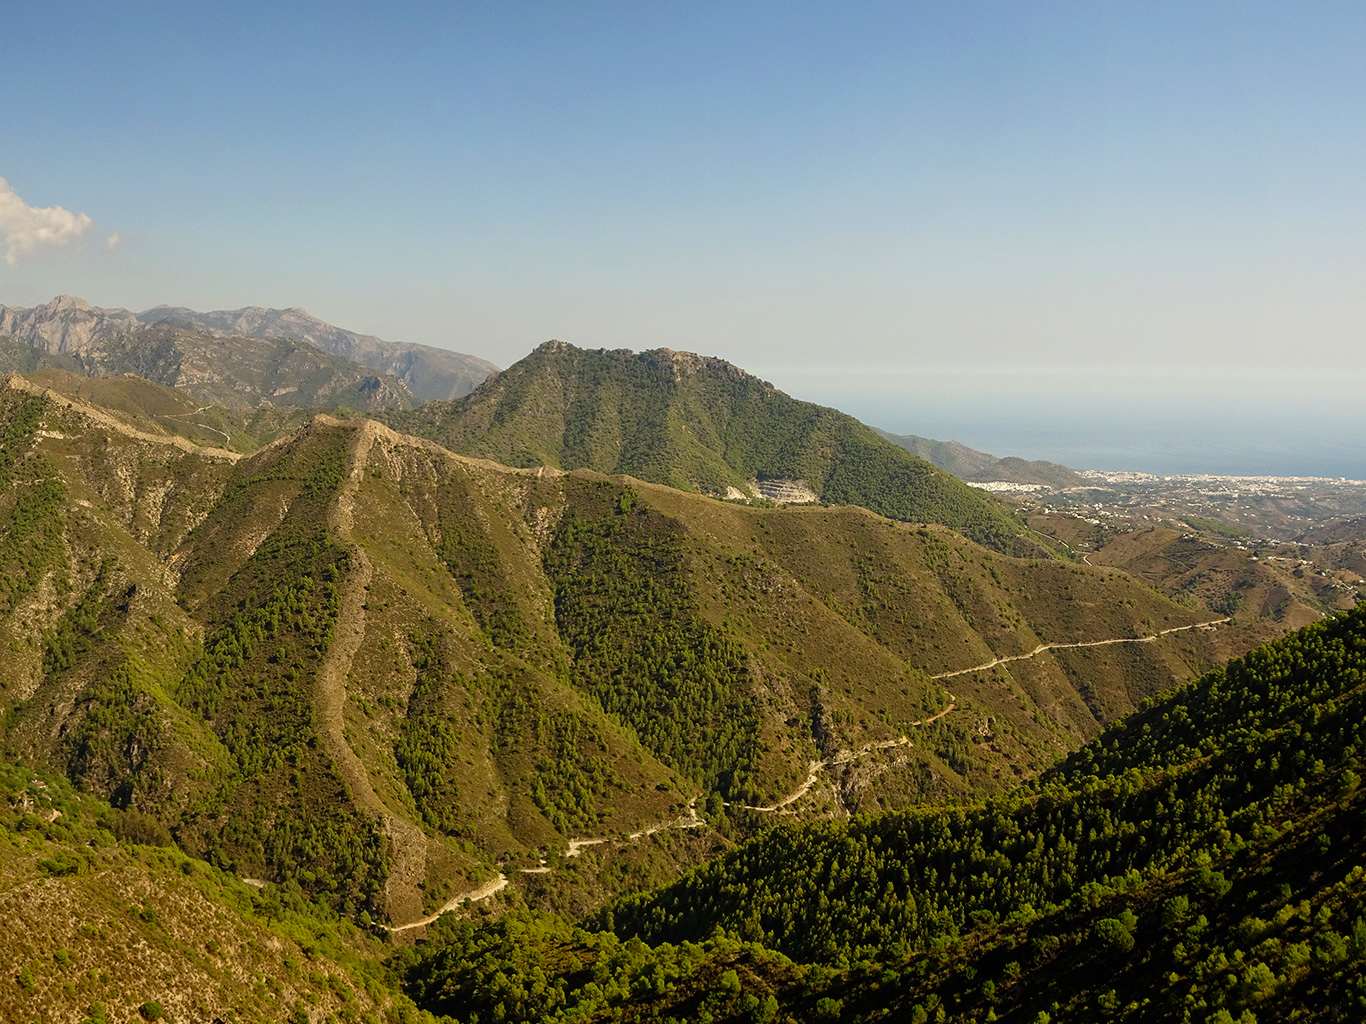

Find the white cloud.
[
  {"left": 0, "top": 177, "right": 93, "bottom": 265},
  {"left": 105, "top": 231, "right": 121, "bottom": 250}
]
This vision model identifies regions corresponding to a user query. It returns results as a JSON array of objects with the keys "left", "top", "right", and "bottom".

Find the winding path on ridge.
[
  {"left": 379, "top": 616, "right": 1232, "bottom": 928},
  {"left": 565, "top": 800, "right": 706, "bottom": 858},
  {"left": 321, "top": 421, "right": 431, "bottom": 927},
  {"left": 736, "top": 616, "right": 1230, "bottom": 815},
  {"left": 384, "top": 803, "right": 708, "bottom": 931},
  {"left": 734, "top": 694, "right": 956, "bottom": 814},
  {"left": 928, "top": 616, "right": 1231, "bottom": 681},
  {"left": 386, "top": 874, "right": 511, "bottom": 934}
]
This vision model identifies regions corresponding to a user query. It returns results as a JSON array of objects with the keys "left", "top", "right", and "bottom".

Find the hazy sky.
[{"left": 4, "top": 2, "right": 1364, "bottom": 472}]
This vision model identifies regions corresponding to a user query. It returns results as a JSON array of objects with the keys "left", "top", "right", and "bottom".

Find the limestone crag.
[
  {"left": 1, "top": 296, "right": 498, "bottom": 402},
  {"left": 0, "top": 295, "right": 141, "bottom": 354}
]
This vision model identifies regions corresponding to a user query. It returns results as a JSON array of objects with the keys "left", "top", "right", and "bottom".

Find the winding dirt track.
[
  {"left": 386, "top": 873, "right": 510, "bottom": 934},
  {"left": 736, "top": 617, "right": 1229, "bottom": 814},
  {"left": 375, "top": 620, "right": 1232, "bottom": 925},
  {"left": 7, "top": 373, "right": 243, "bottom": 461},
  {"left": 386, "top": 803, "right": 709, "bottom": 931},
  {"left": 929, "top": 617, "right": 1230, "bottom": 681},
  {"left": 320, "top": 430, "right": 1227, "bottom": 931},
  {"left": 566, "top": 800, "right": 705, "bottom": 858},
  {"left": 737, "top": 694, "right": 956, "bottom": 814}
]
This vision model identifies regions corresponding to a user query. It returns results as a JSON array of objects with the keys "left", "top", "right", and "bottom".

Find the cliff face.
[
  {"left": 0, "top": 313, "right": 418, "bottom": 412},
  {"left": 0, "top": 295, "right": 141, "bottom": 353},
  {"left": 0, "top": 295, "right": 498, "bottom": 402},
  {"left": 137, "top": 302, "right": 499, "bottom": 401},
  {"left": 750, "top": 477, "right": 818, "bottom": 503}
]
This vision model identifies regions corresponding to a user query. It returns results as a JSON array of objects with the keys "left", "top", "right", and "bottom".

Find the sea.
[{"left": 840, "top": 396, "right": 1365, "bottom": 479}]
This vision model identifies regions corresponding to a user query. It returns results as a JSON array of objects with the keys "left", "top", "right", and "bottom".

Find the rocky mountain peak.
[
  {"left": 642, "top": 347, "right": 750, "bottom": 381},
  {"left": 45, "top": 294, "right": 93, "bottom": 312}
]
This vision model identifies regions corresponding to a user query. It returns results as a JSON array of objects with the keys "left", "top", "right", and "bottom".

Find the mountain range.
[
  {"left": 2, "top": 296, "right": 1097, "bottom": 492},
  {"left": 0, "top": 297, "right": 1361, "bottom": 1022},
  {"left": 0, "top": 294, "right": 498, "bottom": 403},
  {"left": 0, "top": 361, "right": 1271, "bottom": 921}
]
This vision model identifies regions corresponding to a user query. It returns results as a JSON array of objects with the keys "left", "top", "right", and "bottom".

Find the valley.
[
  {"left": 0, "top": 364, "right": 1263, "bottom": 913},
  {"left": 0, "top": 320, "right": 1361, "bottom": 1022},
  {"left": 7, "top": 6, "right": 1361, "bottom": 1017}
]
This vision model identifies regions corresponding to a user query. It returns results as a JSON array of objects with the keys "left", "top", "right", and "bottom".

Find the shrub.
[{"left": 1095, "top": 917, "right": 1135, "bottom": 953}]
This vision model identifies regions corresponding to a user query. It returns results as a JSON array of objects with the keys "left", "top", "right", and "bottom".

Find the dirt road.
[{"left": 930, "top": 617, "right": 1230, "bottom": 681}]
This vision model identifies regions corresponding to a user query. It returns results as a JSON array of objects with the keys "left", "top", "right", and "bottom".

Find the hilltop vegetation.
[{"left": 381, "top": 341, "right": 1036, "bottom": 554}]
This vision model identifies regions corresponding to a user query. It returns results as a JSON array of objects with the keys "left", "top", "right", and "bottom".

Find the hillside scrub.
[
  {"left": 395, "top": 606, "right": 1366, "bottom": 1022},
  {"left": 0, "top": 386, "right": 1291, "bottom": 938},
  {"left": 381, "top": 341, "right": 1035, "bottom": 554}
]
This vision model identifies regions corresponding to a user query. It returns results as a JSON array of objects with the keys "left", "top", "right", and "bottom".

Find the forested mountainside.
[
  {"left": 2, "top": 363, "right": 1360, "bottom": 1022},
  {"left": 379, "top": 341, "right": 1035, "bottom": 554},
  {"left": 0, "top": 294, "right": 498, "bottom": 402},
  {"left": 0, "top": 369, "right": 1271, "bottom": 935},
  {"left": 396, "top": 603, "right": 1366, "bottom": 1023},
  {"left": 7, "top": 605, "right": 1362, "bottom": 1022}
]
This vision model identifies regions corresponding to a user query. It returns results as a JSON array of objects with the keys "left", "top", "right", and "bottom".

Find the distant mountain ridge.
[
  {"left": 0, "top": 294, "right": 498, "bottom": 401},
  {"left": 873, "top": 426, "right": 1087, "bottom": 487},
  {"left": 1, "top": 311, "right": 416, "bottom": 413}
]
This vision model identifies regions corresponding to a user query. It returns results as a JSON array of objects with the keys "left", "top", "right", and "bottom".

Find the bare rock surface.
[{"left": 1, "top": 295, "right": 498, "bottom": 402}]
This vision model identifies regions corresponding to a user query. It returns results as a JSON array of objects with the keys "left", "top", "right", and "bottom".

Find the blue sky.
[{"left": 4, "top": 2, "right": 1365, "bottom": 472}]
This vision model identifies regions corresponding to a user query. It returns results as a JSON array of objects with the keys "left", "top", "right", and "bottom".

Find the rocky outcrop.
[
  {"left": 0, "top": 295, "right": 141, "bottom": 354},
  {"left": 750, "top": 477, "right": 819, "bottom": 504},
  {"left": 137, "top": 304, "right": 498, "bottom": 401}
]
